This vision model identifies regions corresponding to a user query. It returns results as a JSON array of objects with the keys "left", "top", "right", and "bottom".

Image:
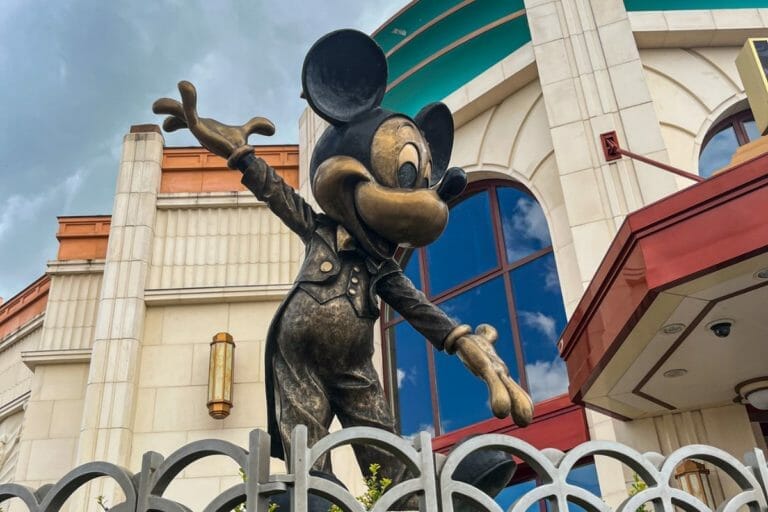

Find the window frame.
[
  {"left": 701, "top": 110, "right": 755, "bottom": 150},
  {"left": 699, "top": 109, "right": 759, "bottom": 178},
  {"left": 380, "top": 179, "right": 569, "bottom": 440}
]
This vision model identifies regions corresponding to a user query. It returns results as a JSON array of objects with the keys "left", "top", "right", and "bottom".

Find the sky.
[{"left": 0, "top": 0, "right": 405, "bottom": 302}]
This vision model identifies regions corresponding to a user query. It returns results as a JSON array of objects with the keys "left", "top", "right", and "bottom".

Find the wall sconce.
[
  {"left": 208, "top": 332, "right": 235, "bottom": 419},
  {"left": 674, "top": 460, "right": 714, "bottom": 507}
]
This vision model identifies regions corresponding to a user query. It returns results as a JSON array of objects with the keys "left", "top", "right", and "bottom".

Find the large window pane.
[
  {"left": 433, "top": 277, "right": 518, "bottom": 432},
  {"left": 497, "top": 187, "right": 551, "bottom": 263},
  {"left": 699, "top": 126, "right": 739, "bottom": 178},
  {"left": 426, "top": 191, "right": 497, "bottom": 295},
  {"left": 511, "top": 253, "right": 568, "bottom": 402},
  {"left": 390, "top": 322, "right": 434, "bottom": 437}
]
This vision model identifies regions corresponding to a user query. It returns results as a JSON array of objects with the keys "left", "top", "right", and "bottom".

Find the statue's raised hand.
[
  {"left": 152, "top": 81, "right": 275, "bottom": 160},
  {"left": 451, "top": 324, "right": 534, "bottom": 427}
]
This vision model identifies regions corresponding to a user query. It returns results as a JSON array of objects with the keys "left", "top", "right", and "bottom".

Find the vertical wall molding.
[{"left": 75, "top": 127, "right": 164, "bottom": 506}]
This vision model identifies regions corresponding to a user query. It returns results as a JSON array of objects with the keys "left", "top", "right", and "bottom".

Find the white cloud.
[
  {"left": 513, "top": 198, "right": 550, "bottom": 244},
  {"left": 525, "top": 359, "right": 569, "bottom": 402},
  {"left": 503, "top": 198, "right": 552, "bottom": 261},
  {"left": 0, "top": 0, "right": 411, "bottom": 301},
  {"left": 518, "top": 311, "right": 557, "bottom": 342},
  {"left": 543, "top": 258, "right": 561, "bottom": 292},
  {"left": 403, "top": 424, "right": 435, "bottom": 442},
  {"left": 396, "top": 368, "right": 406, "bottom": 389},
  {"left": 0, "top": 194, "right": 45, "bottom": 242},
  {"left": 0, "top": 166, "right": 84, "bottom": 244}
]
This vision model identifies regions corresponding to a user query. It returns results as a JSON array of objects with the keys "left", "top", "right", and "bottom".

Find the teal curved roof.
[
  {"left": 373, "top": 0, "right": 530, "bottom": 117},
  {"left": 625, "top": 0, "right": 767, "bottom": 9},
  {"left": 374, "top": 0, "right": 768, "bottom": 116}
]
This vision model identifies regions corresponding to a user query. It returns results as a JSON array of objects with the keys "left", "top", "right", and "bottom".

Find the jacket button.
[
  {"left": 351, "top": 276, "right": 359, "bottom": 284},
  {"left": 352, "top": 266, "right": 360, "bottom": 272},
  {"left": 320, "top": 261, "right": 333, "bottom": 272},
  {"left": 348, "top": 288, "right": 357, "bottom": 296}
]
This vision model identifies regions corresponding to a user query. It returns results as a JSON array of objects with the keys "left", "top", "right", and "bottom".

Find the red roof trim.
[{"left": 560, "top": 151, "right": 768, "bottom": 407}]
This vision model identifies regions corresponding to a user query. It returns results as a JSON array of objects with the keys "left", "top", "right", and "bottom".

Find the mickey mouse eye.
[
  {"left": 398, "top": 162, "right": 418, "bottom": 188},
  {"left": 397, "top": 143, "right": 420, "bottom": 189}
]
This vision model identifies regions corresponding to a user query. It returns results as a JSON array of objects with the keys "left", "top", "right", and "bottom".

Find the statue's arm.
[
  {"left": 232, "top": 151, "right": 317, "bottom": 242},
  {"left": 376, "top": 264, "right": 534, "bottom": 426},
  {"left": 375, "top": 267, "right": 468, "bottom": 351}
]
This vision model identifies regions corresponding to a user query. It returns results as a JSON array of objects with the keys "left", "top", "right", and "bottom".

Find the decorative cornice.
[
  {"left": 0, "top": 276, "right": 49, "bottom": 341},
  {"left": 0, "top": 314, "right": 43, "bottom": 354},
  {"left": 156, "top": 192, "right": 268, "bottom": 210},
  {"left": 21, "top": 348, "right": 92, "bottom": 371},
  {"left": 0, "top": 392, "right": 30, "bottom": 423},
  {"left": 161, "top": 146, "right": 299, "bottom": 192},
  {"left": 56, "top": 216, "right": 111, "bottom": 261},
  {"left": 144, "top": 284, "right": 292, "bottom": 305},
  {"left": 46, "top": 259, "right": 106, "bottom": 276}
]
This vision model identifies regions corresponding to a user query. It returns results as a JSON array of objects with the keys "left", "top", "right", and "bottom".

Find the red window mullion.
[{"left": 489, "top": 184, "right": 530, "bottom": 390}]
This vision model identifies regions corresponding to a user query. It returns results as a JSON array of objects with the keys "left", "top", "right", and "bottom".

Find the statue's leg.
[
  {"left": 329, "top": 361, "right": 412, "bottom": 485},
  {"left": 273, "top": 343, "right": 335, "bottom": 472}
]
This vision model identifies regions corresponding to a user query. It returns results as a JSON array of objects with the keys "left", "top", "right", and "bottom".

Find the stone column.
[
  {"left": 75, "top": 125, "right": 163, "bottom": 505},
  {"left": 524, "top": 0, "right": 682, "bottom": 308},
  {"left": 523, "top": 0, "right": 684, "bottom": 505}
]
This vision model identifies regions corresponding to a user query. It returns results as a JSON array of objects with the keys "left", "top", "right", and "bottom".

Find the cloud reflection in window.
[{"left": 498, "top": 188, "right": 551, "bottom": 264}]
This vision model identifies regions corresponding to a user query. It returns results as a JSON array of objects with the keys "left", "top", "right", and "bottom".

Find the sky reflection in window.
[
  {"left": 512, "top": 253, "right": 568, "bottom": 402},
  {"left": 497, "top": 187, "right": 551, "bottom": 263},
  {"left": 433, "top": 277, "right": 518, "bottom": 432},
  {"left": 745, "top": 119, "right": 761, "bottom": 142},
  {"left": 699, "top": 126, "right": 739, "bottom": 178},
  {"left": 426, "top": 191, "right": 497, "bottom": 295},
  {"left": 391, "top": 322, "right": 433, "bottom": 437}
]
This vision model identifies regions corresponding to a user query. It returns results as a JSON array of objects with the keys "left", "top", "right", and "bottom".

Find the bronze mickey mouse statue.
[{"left": 153, "top": 29, "right": 533, "bottom": 488}]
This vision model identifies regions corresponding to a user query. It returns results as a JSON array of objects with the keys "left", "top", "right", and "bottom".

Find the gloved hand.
[
  {"left": 448, "top": 324, "right": 534, "bottom": 427},
  {"left": 152, "top": 81, "right": 275, "bottom": 162}
]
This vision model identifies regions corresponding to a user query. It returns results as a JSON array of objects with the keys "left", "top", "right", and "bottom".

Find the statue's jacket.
[{"left": 237, "top": 154, "right": 459, "bottom": 458}]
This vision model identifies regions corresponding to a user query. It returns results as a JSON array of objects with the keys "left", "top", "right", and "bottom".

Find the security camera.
[{"left": 707, "top": 319, "right": 734, "bottom": 338}]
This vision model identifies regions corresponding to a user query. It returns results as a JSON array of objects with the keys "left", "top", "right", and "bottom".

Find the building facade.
[{"left": 1, "top": 1, "right": 768, "bottom": 510}]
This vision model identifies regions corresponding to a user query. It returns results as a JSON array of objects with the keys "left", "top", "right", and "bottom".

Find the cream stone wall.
[
  {"left": 449, "top": 79, "right": 587, "bottom": 314},
  {"left": 39, "top": 270, "right": 102, "bottom": 351},
  {"left": 127, "top": 302, "right": 276, "bottom": 508},
  {"left": 0, "top": 260, "right": 105, "bottom": 509},
  {"left": 13, "top": 363, "right": 89, "bottom": 493},
  {"left": 148, "top": 199, "right": 302, "bottom": 291},
  {"left": 0, "top": 325, "right": 39, "bottom": 415},
  {"left": 640, "top": 46, "right": 746, "bottom": 181}
]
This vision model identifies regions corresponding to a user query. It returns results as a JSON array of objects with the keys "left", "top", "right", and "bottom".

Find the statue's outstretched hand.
[
  {"left": 452, "top": 324, "right": 534, "bottom": 427},
  {"left": 152, "top": 81, "right": 275, "bottom": 160}
]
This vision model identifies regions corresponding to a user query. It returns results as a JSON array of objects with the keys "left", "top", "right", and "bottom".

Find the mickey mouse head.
[{"left": 303, "top": 29, "right": 467, "bottom": 260}]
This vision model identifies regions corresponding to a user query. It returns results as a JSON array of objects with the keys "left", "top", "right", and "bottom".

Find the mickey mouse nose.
[{"left": 436, "top": 167, "right": 467, "bottom": 202}]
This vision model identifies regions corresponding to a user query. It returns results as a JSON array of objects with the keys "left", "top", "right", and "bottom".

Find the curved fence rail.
[{"left": 0, "top": 426, "right": 766, "bottom": 512}]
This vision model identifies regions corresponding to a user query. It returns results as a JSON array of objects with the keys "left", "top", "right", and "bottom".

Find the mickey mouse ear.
[
  {"left": 302, "top": 29, "right": 388, "bottom": 125},
  {"left": 415, "top": 102, "right": 454, "bottom": 177}
]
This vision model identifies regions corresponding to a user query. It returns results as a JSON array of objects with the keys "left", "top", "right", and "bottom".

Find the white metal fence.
[{"left": 1, "top": 425, "right": 766, "bottom": 512}]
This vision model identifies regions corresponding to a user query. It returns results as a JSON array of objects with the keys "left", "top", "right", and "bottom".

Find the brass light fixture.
[
  {"left": 674, "top": 460, "right": 714, "bottom": 507},
  {"left": 208, "top": 332, "right": 235, "bottom": 419}
]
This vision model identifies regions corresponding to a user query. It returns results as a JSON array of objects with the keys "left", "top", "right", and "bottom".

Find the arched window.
[
  {"left": 382, "top": 181, "right": 569, "bottom": 439},
  {"left": 699, "top": 110, "right": 760, "bottom": 178}
]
